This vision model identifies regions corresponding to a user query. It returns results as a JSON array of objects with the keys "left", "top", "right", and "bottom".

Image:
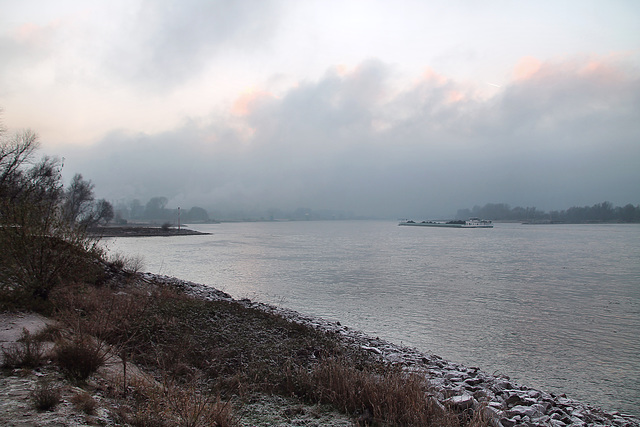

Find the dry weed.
[
  {"left": 109, "top": 252, "right": 145, "bottom": 274},
  {"left": 1, "top": 328, "right": 45, "bottom": 368},
  {"left": 288, "top": 358, "right": 461, "bottom": 426},
  {"left": 54, "top": 336, "right": 106, "bottom": 381},
  {"left": 30, "top": 379, "right": 61, "bottom": 411},
  {"left": 71, "top": 391, "right": 97, "bottom": 415},
  {"left": 116, "top": 377, "right": 237, "bottom": 427},
  {"left": 163, "top": 385, "right": 237, "bottom": 427}
]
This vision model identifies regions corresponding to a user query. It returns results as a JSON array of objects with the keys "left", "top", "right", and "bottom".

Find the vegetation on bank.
[
  {"left": 456, "top": 202, "right": 640, "bottom": 223},
  {"left": 0, "top": 125, "right": 108, "bottom": 306},
  {"left": 1, "top": 121, "right": 489, "bottom": 425},
  {"left": 2, "top": 268, "right": 491, "bottom": 426}
]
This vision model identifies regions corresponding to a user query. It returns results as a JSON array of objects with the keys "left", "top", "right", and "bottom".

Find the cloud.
[
  {"left": 513, "top": 56, "right": 542, "bottom": 81},
  {"left": 56, "top": 56, "right": 640, "bottom": 218},
  {"left": 231, "top": 89, "right": 275, "bottom": 116},
  {"left": 500, "top": 56, "right": 640, "bottom": 146},
  {"left": 0, "top": 22, "right": 58, "bottom": 95},
  {"left": 104, "top": 0, "right": 282, "bottom": 91}
]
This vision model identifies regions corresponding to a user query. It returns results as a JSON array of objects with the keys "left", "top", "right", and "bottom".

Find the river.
[{"left": 103, "top": 220, "right": 640, "bottom": 416}]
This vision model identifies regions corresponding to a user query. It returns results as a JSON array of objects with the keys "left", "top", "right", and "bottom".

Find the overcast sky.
[{"left": 1, "top": 0, "right": 639, "bottom": 218}]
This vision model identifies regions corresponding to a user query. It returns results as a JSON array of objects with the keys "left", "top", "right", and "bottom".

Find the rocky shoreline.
[{"left": 150, "top": 273, "right": 639, "bottom": 427}]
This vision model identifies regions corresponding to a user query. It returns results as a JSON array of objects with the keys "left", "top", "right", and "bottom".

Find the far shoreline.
[{"left": 88, "top": 225, "right": 211, "bottom": 238}]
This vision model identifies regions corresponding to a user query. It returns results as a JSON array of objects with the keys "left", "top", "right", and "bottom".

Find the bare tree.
[
  {"left": 61, "top": 174, "right": 95, "bottom": 225},
  {"left": 0, "top": 129, "right": 40, "bottom": 200},
  {"left": 93, "top": 199, "right": 114, "bottom": 226},
  {"left": 0, "top": 129, "right": 101, "bottom": 302}
]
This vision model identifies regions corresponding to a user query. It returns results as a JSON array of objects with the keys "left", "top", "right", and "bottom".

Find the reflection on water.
[{"left": 104, "top": 221, "right": 640, "bottom": 416}]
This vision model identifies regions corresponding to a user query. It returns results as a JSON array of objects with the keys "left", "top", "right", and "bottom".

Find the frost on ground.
[
  {"left": 1, "top": 277, "right": 639, "bottom": 427},
  {"left": 166, "top": 273, "right": 640, "bottom": 427},
  {"left": 0, "top": 311, "right": 353, "bottom": 427},
  {"left": 0, "top": 368, "right": 354, "bottom": 427},
  {"left": 0, "top": 370, "right": 114, "bottom": 427},
  {"left": 237, "top": 394, "right": 354, "bottom": 427}
]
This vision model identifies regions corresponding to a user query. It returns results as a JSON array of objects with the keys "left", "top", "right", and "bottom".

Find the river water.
[{"left": 104, "top": 221, "right": 640, "bottom": 416}]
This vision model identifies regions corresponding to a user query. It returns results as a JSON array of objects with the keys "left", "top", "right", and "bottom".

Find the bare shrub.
[
  {"left": 115, "top": 378, "right": 236, "bottom": 427},
  {"left": 169, "top": 387, "right": 236, "bottom": 427},
  {"left": 288, "top": 358, "right": 459, "bottom": 426},
  {"left": 124, "top": 409, "right": 168, "bottom": 427},
  {"left": 0, "top": 202, "right": 104, "bottom": 302},
  {"left": 71, "top": 391, "right": 97, "bottom": 415},
  {"left": 1, "top": 328, "right": 44, "bottom": 368},
  {"left": 51, "top": 282, "right": 151, "bottom": 343},
  {"left": 32, "top": 323, "right": 63, "bottom": 342},
  {"left": 110, "top": 252, "right": 145, "bottom": 274},
  {"left": 30, "top": 379, "right": 61, "bottom": 411},
  {"left": 54, "top": 337, "right": 105, "bottom": 381},
  {"left": 51, "top": 281, "right": 157, "bottom": 393}
]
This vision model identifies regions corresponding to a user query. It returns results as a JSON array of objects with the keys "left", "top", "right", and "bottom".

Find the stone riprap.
[{"left": 145, "top": 273, "right": 639, "bottom": 427}]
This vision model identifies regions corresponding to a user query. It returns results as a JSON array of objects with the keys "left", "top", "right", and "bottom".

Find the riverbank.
[
  {"left": 163, "top": 274, "right": 639, "bottom": 427},
  {"left": 0, "top": 311, "right": 354, "bottom": 426},
  {"left": 88, "top": 225, "right": 210, "bottom": 237},
  {"left": 2, "top": 270, "right": 638, "bottom": 426}
]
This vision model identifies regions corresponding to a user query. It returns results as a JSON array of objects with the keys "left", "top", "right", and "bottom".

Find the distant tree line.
[
  {"left": 111, "top": 200, "right": 363, "bottom": 223},
  {"left": 456, "top": 202, "right": 640, "bottom": 223},
  {"left": 112, "top": 197, "right": 212, "bottom": 224}
]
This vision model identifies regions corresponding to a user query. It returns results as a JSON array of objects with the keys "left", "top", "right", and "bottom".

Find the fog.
[
  {"left": 60, "top": 59, "right": 640, "bottom": 218},
  {"left": 2, "top": 1, "right": 639, "bottom": 219}
]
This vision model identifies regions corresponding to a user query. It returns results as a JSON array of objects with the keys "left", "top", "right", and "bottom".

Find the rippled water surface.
[{"left": 105, "top": 221, "right": 640, "bottom": 416}]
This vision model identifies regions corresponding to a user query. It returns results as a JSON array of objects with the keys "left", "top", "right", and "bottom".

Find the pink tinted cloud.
[
  {"left": 577, "top": 55, "right": 631, "bottom": 82},
  {"left": 11, "top": 22, "right": 57, "bottom": 48},
  {"left": 513, "top": 56, "right": 543, "bottom": 81},
  {"left": 512, "top": 54, "right": 632, "bottom": 84},
  {"left": 446, "top": 89, "right": 465, "bottom": 104},
  {"left": 420, "top": 67, "right": 448, "bottom": 86},
  {"left": 231, "top": 90, "right": 275, "bottom": 116}
]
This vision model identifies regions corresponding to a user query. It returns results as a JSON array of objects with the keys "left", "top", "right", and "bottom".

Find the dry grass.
[
  {"left": 30, "top": 379, "right": 61, "bottom": 411},
  {"left": 286, "top": 357, "right": 458, "bottom": 426},
  {"left": 31, "top": 323, "right": 64, "bottom": 342},
  {"left": 109, "top": 252, "right": 145, "bottom": 274},
  {"left": 44, "top": 276, "right": 490, "bottom": 426},
  {"left": 160, "top": 383, "right": 237, "bottom": 427},
  {"left": 71, "top": 391, "right": 97, "bottom": 415},
  {"left": 53, "top": 336, "right": 106, "bottom": 382},
  {"left": 111, "top": 377, "right": 237, "bottom": 427},
  {"left": 1, "top": 328, "right": 45, "bottom": 369}
]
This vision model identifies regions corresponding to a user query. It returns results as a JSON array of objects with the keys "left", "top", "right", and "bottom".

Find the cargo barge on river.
[{"left": 399, "top": 218, "right": 493, "bottom": 228}]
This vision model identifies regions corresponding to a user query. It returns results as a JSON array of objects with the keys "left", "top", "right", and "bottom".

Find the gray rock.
[
  {"left": 445, "top": 371, "right": 466, "bottom": 380},
  {"left": 445, "top": 394, "right": 475, "bottom": 411},
  {"left": 483, "top": 405, "right": 502, "bottom": 425},
  {"left": 494, "top": 379, "right": 515, "bottom": 392},
  {"left": 504, "top": 393, "right": 527, "bottom": 407},
  {"left": 499, "top": 416, "right": 518, "bottom": 427},
  {"left": 465, "top": 377, "right": 484, "bottom": 386},
  {"left": 570, "top": 416, "right": 587, "bottom": 426},
  {"left": 507, "top": 404, "right": 546, "bottom": 419}
]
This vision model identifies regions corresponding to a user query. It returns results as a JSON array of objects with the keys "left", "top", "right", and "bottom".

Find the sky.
[{"left": 1, "top": 0, "right": 639, "bottom": 218}]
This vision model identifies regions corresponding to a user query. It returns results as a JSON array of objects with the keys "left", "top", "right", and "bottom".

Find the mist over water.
[{"left": 105, "top": 221, "right": 640, "bottom": 416}]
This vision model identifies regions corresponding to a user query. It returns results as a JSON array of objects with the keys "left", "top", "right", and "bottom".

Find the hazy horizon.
[{"left": 2, "top": 1, "right": 639, "bottom": 218}]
